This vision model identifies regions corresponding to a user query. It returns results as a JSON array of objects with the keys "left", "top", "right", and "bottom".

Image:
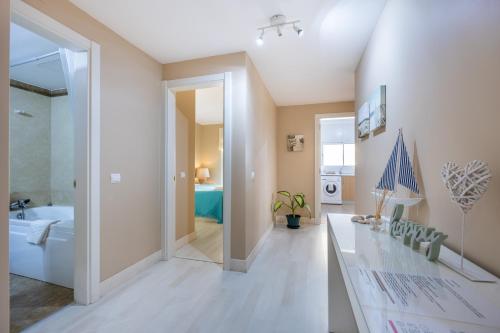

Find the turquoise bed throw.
[{"left": 194, "top": 188, "right": 223, "bottom": 224}]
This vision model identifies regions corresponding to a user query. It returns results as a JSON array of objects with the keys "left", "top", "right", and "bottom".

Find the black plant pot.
[{"left": 286, "top": 214, "right": 301, "bottom": 229}]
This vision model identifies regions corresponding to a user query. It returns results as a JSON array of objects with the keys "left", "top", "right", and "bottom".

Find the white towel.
[{"left": 27, "top": 219, "right": 60, "bottom": 244}]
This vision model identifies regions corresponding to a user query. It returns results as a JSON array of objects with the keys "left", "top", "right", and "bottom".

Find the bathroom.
[{"left": 9, "top": 23, "right": 75, "bottom": 332}]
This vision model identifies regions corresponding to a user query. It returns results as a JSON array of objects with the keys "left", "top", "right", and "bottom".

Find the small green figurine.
[{"left": 389, "top": 204, "right": 448, "bottom": 262}]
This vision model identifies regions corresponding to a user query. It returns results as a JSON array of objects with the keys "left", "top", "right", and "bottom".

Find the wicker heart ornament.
[{"left": 441, "top": 160, "right": 492, "bottom": 214}]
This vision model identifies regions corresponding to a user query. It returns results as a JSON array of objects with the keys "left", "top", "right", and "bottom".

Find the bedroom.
[{"left": 175, "top": 86, "right": 224, "bottom": 265}]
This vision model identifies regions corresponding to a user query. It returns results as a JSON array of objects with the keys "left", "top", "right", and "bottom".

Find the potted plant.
[{"left": 272, "top": 191, "right": 311, "bottom": 229}]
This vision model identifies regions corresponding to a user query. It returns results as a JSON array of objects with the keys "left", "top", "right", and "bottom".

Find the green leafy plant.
[{"left": 272, "top": 191, "right": 311, "bottom": 218}]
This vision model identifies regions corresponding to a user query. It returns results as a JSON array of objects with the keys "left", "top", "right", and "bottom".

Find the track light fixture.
[
  {"left": 293, "top": 24, "right": 304, "bottom": 37},
  {"left": 256, "top": 30, "right": 264, "bottom": 46},
  {"left": 256, "top": 14, "right": 304, "bottom": 46}
]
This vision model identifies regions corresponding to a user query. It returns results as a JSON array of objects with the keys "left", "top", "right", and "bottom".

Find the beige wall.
[
  {"left": 277, "top": 102, "right": 354, "bottom": 217},
  {"left": 1, "top": 1, "right": 10, "bottom": 331},
  {"left": 244, "top": 56, "right": 277, "bottom": 256},
  {"left": 355, "top": 0, "right": 500, "bottom": 276},
  {"left": 164, "top": 52, "right": 278, "bottom": 259},
  {"left": 9, "top": 87, "right": 52, "bottom": 206},
  {"left": 50, "top": 94, "right": 73, "bottom": 205},
  {"left": 176, "top": 91, "right": 196, "bottom": 241},
  {"left": 195, "top": 124, "right": 223, "bottom": 185},
  {"left": 195, "top": 123, "right": 201, "bottom": 168},
  {"left": 23, "top": 0, "right": 163, "bottom": 280},
  {"left": 164, "top": 53, "right": 249, "bottom": 259},
  {"left": 10, "top": 88, "right": 73, "bottom": 207}
]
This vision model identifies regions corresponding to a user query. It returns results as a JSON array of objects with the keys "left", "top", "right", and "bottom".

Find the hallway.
[{"left": 25, "top": 224, "right": 328, "bottom": 333}]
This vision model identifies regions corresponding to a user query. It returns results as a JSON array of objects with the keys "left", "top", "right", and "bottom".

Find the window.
[
  {"left": 322, "top": 143, "right": 355, "bottom": 166},
  {"left": 322, "top": 144, "right": 343, "bottom": 166},
  {"left": 344, "top": 144, "right": 355, "bottom": 166}
]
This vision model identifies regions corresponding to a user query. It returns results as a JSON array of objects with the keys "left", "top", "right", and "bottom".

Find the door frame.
[
  {"left": 314, "top": 112, "right": 355, "bottom": 220},
  {"left": 162, "top": 73, "right": 232, "bottom": 270},
  {"left": 11, "top": 0, "right": 101, "bottom": 304}
]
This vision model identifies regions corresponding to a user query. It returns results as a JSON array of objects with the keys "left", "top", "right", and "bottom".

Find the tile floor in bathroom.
[{"left": 10, "top": 274, "right": 73, "bottom": 333}]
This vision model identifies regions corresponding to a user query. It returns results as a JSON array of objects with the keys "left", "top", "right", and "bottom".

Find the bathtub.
[{"left": 9, "top": 206, "right": 74, "bottom": 288}]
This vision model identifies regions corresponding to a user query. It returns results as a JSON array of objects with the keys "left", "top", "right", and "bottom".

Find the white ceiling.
[
  {"left": 69, "top": 0, "right": 386, "bottom": 106},
  {"left": 10, "top": 23, "right": 67, "bottom": 91},
  {"left": 195, "top": 87, "right": 223, "bottom": 125}
]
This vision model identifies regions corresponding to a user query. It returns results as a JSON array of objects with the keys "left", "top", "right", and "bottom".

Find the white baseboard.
[
  {"left": 229, "top": 222, "right": 273, "bottom": 273},
  {"left": 247, "top": 222, "right": 273, "bottom": 269},
  {"left": 304, "top": 217, "right": 321, "bottom": 225},
  {"left": 175, "top": 231, "right": 197, "bottom": 249},
  {"left": 275, "top": 215, "right": 319, "bottom": 225},
  {"left": 229, "top": 258, "right": 247, "bottom": 273},
  {"left": 100, "top": 250, "right": 161, "bottom": 296}
]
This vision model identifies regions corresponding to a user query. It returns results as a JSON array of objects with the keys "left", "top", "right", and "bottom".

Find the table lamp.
[{"left": 196, "top": 168, "right": 210, "bottom": 184}]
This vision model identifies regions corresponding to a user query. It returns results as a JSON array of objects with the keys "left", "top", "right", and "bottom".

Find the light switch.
[
  {"left": 251, "top": 171, "right": 255, "bottom": 180},
  {"left": 180, "top": 171, "right": 186, "bottom": 178},
  {"left": 110, "top": 173, "right": 121, "bottom": 184}
]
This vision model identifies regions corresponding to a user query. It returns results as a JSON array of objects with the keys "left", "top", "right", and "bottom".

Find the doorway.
[
  {"left": 314, "top": 113, "right": 356, "bottom": 222},
  {"left": 163, "top": 73, "right": 232, "bottom": 270},
  {"left": 174, "top": 87, "right": 224, "bottom": 264},
  {"left": 8, "top": 1, "right": 101, "bottom": 331}
]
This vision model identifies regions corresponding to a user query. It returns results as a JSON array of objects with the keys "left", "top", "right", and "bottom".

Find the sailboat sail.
[
  {"left": 376, "top": 134, "right": 400, "bottom": 191},
  {"left": 373, "top": 130, "right": 422, "bottom": 210},
  {"left": 398, "top": 134, "right": 419, "bottom": 194},
  {"left": 376, "top": 130, "right": 420, "bottom": 195}
]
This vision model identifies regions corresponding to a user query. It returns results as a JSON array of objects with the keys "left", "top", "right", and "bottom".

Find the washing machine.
[{"left": 321, "top": 175, "right": 342, "bottom": 204}]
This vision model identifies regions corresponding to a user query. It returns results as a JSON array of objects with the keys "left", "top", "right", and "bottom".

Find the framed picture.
[
  {"left": 287, "top": 134, "right": 304, "bottom": 152},
  {"left": 357, "top": 102, "right": 369, "bottom": 138},
  {"left": 369, "top": 85, "right": 386, "bottom": 132}
]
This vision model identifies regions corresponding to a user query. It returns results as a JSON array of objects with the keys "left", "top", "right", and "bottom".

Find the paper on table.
[
  {"left": 362, "top": 308, "right": 500, "bottom": 333},
  {"left": 349, "top": 267, "right": 500, "bottom": 329}
]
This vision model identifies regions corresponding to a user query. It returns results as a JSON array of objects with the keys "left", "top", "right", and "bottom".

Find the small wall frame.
[{"left": 287, "top": 134, "right": 304, "bottom": 152}]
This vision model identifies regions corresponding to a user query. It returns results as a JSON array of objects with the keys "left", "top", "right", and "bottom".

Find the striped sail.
[
  {"left": 376, "top": 134, "right": 400, "bottom": 191},
  {"left": 398, "top": 135, "right": 420, "bottom": 194}
]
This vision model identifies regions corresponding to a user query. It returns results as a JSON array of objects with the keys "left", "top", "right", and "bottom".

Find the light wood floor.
[
  {"left": 176, "top": 218, "right": 223, "bottom": 264},
  {"left": 24, "top": 224, "right": 328, "bottom": 333},
  {"left": 321, "top": 203, "right": 355, "bottom": 223}
]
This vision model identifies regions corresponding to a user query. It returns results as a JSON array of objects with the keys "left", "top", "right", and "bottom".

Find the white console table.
[{"left": 327, "top": 213, "right": 500, "bottom": 333}]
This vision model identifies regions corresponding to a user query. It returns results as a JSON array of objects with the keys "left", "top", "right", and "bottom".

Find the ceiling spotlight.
[
  {"left": 256, "top": 30, "right": 264, "bottom": 46},
  {"left": 256, "top": 14, "right": 304, "bottom": 45},
  {"left": 294, "top": 24, "right": 304, "bottom": 37}
]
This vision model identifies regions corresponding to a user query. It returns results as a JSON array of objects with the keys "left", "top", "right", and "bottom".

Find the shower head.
[{"left": 14, "top": 109, "right": 33, "bottom": 118}]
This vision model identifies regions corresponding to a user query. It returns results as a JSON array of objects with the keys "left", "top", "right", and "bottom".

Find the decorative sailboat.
[{"left": 373, "top": 129, "right": 423, "bottom": 221}]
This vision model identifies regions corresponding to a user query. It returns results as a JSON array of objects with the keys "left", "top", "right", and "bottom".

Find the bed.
[{"left": 195, "top": 184, "right": 223, "bottom": 224}]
